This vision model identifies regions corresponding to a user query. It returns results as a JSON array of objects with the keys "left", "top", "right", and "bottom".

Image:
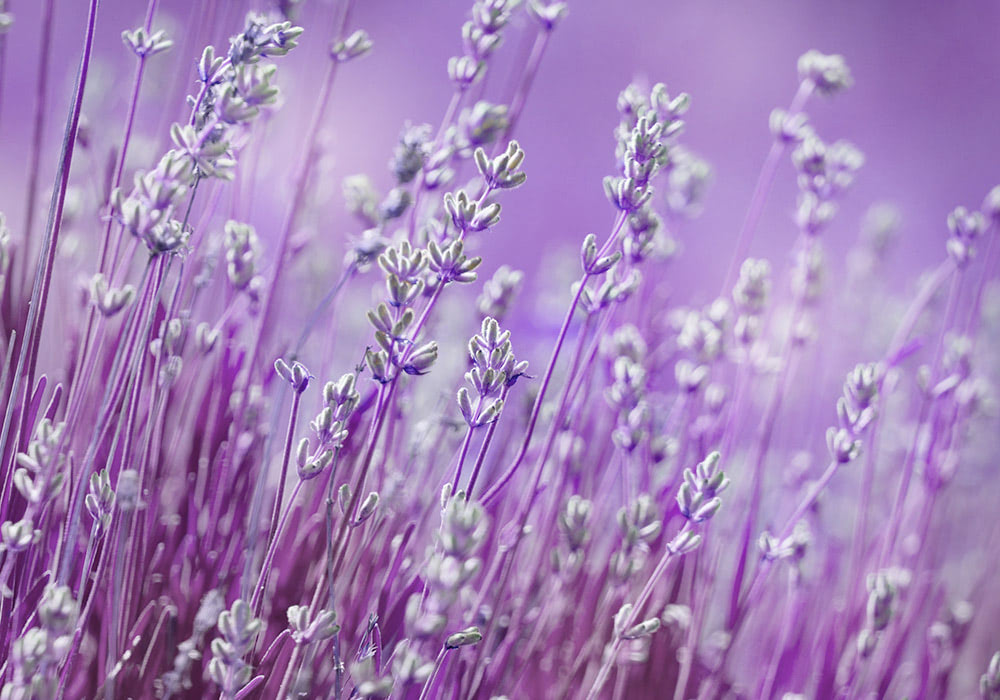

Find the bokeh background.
[
  {"left": 2, "top": 0, "right": 998, "bottom": 313},
  {"left": 0, "top": 3, "right": 997, "bottom": 695}
]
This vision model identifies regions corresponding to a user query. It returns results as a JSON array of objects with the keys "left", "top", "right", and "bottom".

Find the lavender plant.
[{"left": 0, "top": 1, "right": 997, "bottom": 699}]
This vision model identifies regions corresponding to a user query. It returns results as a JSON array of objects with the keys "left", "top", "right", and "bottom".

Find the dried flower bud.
[
  {"left": 448, "top": 55, "right": 485, "bottom": 89},
  {"left": 982, "top": 185, "right": 1000, "bottom": 223},
  {"left": 330, "top": 29, "right": 372, "bottom": 62},
  {"left": 982, "top": 652, "right": 1000, "bottom": 699},
  {"left": 122, "top": 27, "right": 173, "bottom": 58},
  {"left": 356, "top": 492, "right": 380, "bottom": 523},
  {"left": 403, "top": 341, "right": 438, "bottom": 376},
  {"left": 623, "top": 617, "right": 661, "bottom": 640},
  {"left": 445, "top": 626, "right": 482, "bottom": 649},
  {"left": 797, "top": 50, "right": 852, "bottom": 96},
  {"left": 826, "top": 426, "right": 861, "bottom": 464},
  {"left": 527, "top": 0, "right": 568, "bottom": 30},
  {"left": 668, "top": 529, "right": 702, "bottom": 555},
  {"left": 116, "top": 469, "right": 142, "bottom": 512},
  {"left": 1, "top": 519, "right": 39, "bottom": 552},
  {"left": 275, "top": 358, "right": 310, "bottom": 393}
]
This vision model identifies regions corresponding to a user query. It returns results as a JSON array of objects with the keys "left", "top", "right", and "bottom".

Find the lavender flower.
[{"left": 0, "top": 4, "right": 996, "bottom": 700}]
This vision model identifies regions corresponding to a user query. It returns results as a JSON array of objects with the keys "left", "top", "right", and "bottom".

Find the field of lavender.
[{"left": 0, "top": 0, "right": 998, "bottom": 698}]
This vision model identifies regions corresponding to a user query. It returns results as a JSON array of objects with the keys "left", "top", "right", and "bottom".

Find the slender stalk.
[
  {"left": 584, "top": 523, "right": 690, "bottom": 700},
  {"left": 417, "top": 645, "right": 450, "bottom": 700},
  {"left": 250, "top": 480, "right": 304, "bottom": 613},
  {"left": 758, "top": 568, "right": 799, "bottom": 699},
  {"left": 100, "top": 0, "right": 160, "bottom": 276},
  {"left": 16, "top": 0, "right": 55, "bottom": 303},
  {"left": 0, "top": 0, "right": 101, "bottom": 480},
  {"left": 481, "top": 211, "right": 628, "bottom": 505},
  {"left": 876, "top": 271, "right": 964, "bottom": 571},
  {"left": 266, "top": 390, "right": 303, "bottom": 551},
  {"left": 450, "top": 396, "right": 483, "bottom": 492},
  {"left": 466, "top": 385, "right": 508, "bottom": 498},
  {"left": 720, "top": 79, "right": 814, "bottom": 294}
]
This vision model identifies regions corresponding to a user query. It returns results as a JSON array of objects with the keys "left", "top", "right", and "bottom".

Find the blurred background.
[{"left": 1, "top": 0, "right": 998, "bottom": 326}]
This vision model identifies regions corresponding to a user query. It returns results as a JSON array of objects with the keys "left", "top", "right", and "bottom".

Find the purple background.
[{"left": 1, "top": 0, "right": 998, "bottom": 305}]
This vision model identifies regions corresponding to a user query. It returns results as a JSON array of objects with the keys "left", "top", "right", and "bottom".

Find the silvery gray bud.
[
  {"left": 295, "top": 438, "right": 310, "bottom": 469},
  {"left": 338, "top": 484, "right": 351, "bottom": 514},
  {"left": 195, "top": 322, "right": 219, "bottom": 354},
  {"left": 668, "top": 529, "right": 702, "bottom": 555},
  {"left": 330, "top": 29, "right": 372, "bottom": 62},
  {"left": 356, "top": 492, "right": 380, "bottom": 523},
  {"left": 116, "top": 470, "right": 142, "bottom": 512},
  {"left": 445, "top": 626, "right": 482, "bottom": 649},
  {"left": 623, "top": 618, "right": 661, "bottom": 640}
]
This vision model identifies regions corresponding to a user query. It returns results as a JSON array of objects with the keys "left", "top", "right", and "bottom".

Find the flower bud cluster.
[
  {"left": 856, "top": 568, "right": 910, "bottom": 658},
  {"left": 286, "top": 606, "right": 340, "bottom": 646},
  {"left": 926, "top": 600, "right": 973, "bottom": 674},
  {"left": 578, "top": 264, "right": 642, "bottom": 313},
  {"left": 610, "top": 602, "right": 662, "bottom": 665},
  {"left": 113, "top": 14, "right": 300, "bottom": 255},
  {"left": 110, "top": 151, "right": 195, "bottom": 255},
  {"left": 208, "top": 599, "right": 262, "bottom": 697},
  {"left": 444, "top": 189, "right": 502, "bottom": 235},
  {"left": 391, "top": 124, "right": 433, "bottom": 185},
  {"left": 427, "top": 238, "right": 482, "bottom": 286},
  {"left": 0, "top": 3, "right": 12, "bottom": 34},
  {"left": 983, "top": 651, "right": 1000, "bottom": 700},
  {"left": 449, "top": 0, "right": 517, "bottom": 89},
  {"left": 826, "top": 363, "right": 881, "bottom": 464},
  {"left": 349, "top": 654, "right": 394, "bottom": 697},
  {"left": 89, "top": 273, "right": 135, "bottom": 317},
  {"left": 330, "top": 29, "right": 373, "bottom": 63},
  {"left": 474, "top": 141, "right": 527, "bottom": 191},
  {"left": 769, "top": 108, "right": 811, "bottom": 145},
  {"left": 122, "top": 26, "right": 173, "bottom": 58},
  {"left": 0, "top": 586, "right": 79, "bottom": 700},
  {"left": 676, "top": 451, "right": 727, "bottom": 524},
  {"left": 10, "top": 419, "right": 66, "bottom": 510},
  {"left": 155, "top": 590, "right": 226, "bottom": 697},
  {"left": 602, "top": 324, "right": 647, "bottom": 364},
  {"left": 606, "top": 352, "right": 650, "bottom": 453},
  {"left": 606, "top": 82, "right": 689, "bottom": 213},
  {"left": 406, "top": 494, "right": 488, "bottom": 638},
  {"left": 794, "top": 137, "right": 863, "bottom": 204},
  {"left": 223, "top": 220, "right": 262, "bottom": 292},
  {"left": 527, "top": 0, "right": 569, "bottom": 30},
  {"left": 791, "top": 132, "right": 863, "bottom": 239},
  {"left": 84, "top": 468, "right": 114, "bottom": 532},
  {"left": 365, "top": 241, "right": 440, "bottom": 383},
  {"left": 457, "top": 317, "right": 527, "bottom": 428},
  {"left": 454, "top": 101, "right": 509, "bottom": 157},
  {"left": 295, "top": 372, "right": 359, "bottom": 481},
  {"left": 666, "top": 147, "right": 712, "bottom": 218},
  {"left": 675, "top": 301, "right": 728, "bottom": 364},
  {"left": 790, "top": 243, "right": 825, "bottom": 305},
  {"left": 610, "top": 494, "right": 661, "bottom": 581},
  {"left": 732, "top": 258, "right": 772, "bottom": 346},
  {"left": 946, "top": 205, "right": 988, "bottom": 267},
  {"left": 344, "top": 173, "right": 414, "bottom": 231},
  {"left": 553, "top": 495, "right": 593, "bottom": 578},
  {"left": 476, "top": 265, "right": 523, "bottom": 322},
  {"left": 797, "top": 50, "right": 853, "bottom": 97},
  {"left": 758, "top": 521, "right": 811, "bottom": 564},
  {"left": 622, "top": 204, "right": 675, "bottom": 264}
]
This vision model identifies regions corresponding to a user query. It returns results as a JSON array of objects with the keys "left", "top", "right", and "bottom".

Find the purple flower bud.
[{"left": 445, "top": 626, "right": 483, "bottom": 649}]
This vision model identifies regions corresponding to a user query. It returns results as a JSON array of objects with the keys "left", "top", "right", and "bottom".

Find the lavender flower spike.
[{"left": 0, "top": 6, "right": 996, "bottom": 699}]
